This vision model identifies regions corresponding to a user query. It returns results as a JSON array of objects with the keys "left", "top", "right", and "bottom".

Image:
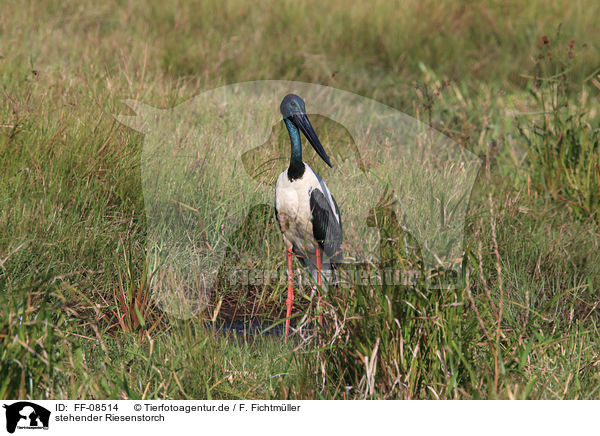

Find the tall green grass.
[
  {"left": 1, "top": 0, "right": 599, "bottom": 399},
  {"left": 515, "top": 33, "right": 599, "bottom": 221}
]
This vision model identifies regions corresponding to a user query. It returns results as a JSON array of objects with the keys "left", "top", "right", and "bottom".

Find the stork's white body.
[{"left": 275, "top": 164, "right": 338, "bottom": 255}]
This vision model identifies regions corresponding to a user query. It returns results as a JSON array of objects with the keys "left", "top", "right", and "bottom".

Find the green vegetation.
[{"left": 1, "top": 0, "right": 599, "bottom": 399}]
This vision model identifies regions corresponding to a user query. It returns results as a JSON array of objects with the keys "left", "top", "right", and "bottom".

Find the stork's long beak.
[{"left": 291, "top": 113, "right": 332, "bottom": 168}]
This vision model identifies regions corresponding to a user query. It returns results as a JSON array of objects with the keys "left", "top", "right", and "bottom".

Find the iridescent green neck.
[{"left": 284, "top": 118, "right": 305, "bottom": 180}]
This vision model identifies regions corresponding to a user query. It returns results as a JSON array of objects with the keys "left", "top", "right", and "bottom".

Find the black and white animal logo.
[{"left": 3, "top": 402, "right": 51, "bottom": 433}]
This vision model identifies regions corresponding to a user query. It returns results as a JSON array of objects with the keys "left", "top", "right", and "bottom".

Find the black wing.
[{"left": 310, "top": 188, "right": 343, "bottom": 259}]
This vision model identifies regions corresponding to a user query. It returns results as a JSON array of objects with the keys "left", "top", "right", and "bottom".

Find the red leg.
[
  {"left": 316, "top": 248, "right": 322, "bottom": 288},
  {"left": 316, "top": 248, "right": 323, "bottom": 325},
  {"left": 285, "top": 247, "right": 293, "bottom": 341}
]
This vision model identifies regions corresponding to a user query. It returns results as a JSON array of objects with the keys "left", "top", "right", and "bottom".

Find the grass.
[{"left": 1, "top": 0, "right": 599, "bottom": 399}]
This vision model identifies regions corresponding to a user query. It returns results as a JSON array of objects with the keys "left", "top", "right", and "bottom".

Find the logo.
[{"left": 3, "top": 402, "right": 50, "bottom": 434}]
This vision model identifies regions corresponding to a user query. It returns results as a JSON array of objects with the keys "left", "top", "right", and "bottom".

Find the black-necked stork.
[{"left": 274, "top": 94, "right": 343, "bottom": 340}]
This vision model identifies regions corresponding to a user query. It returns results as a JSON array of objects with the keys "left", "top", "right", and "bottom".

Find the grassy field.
[{"left": 1, "top": 0, "right": 599, "bottom": 399}]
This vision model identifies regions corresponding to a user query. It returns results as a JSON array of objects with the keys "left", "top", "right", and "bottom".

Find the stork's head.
[{"left": 280, "top": 94, "right": 332, "bottom": 168}]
